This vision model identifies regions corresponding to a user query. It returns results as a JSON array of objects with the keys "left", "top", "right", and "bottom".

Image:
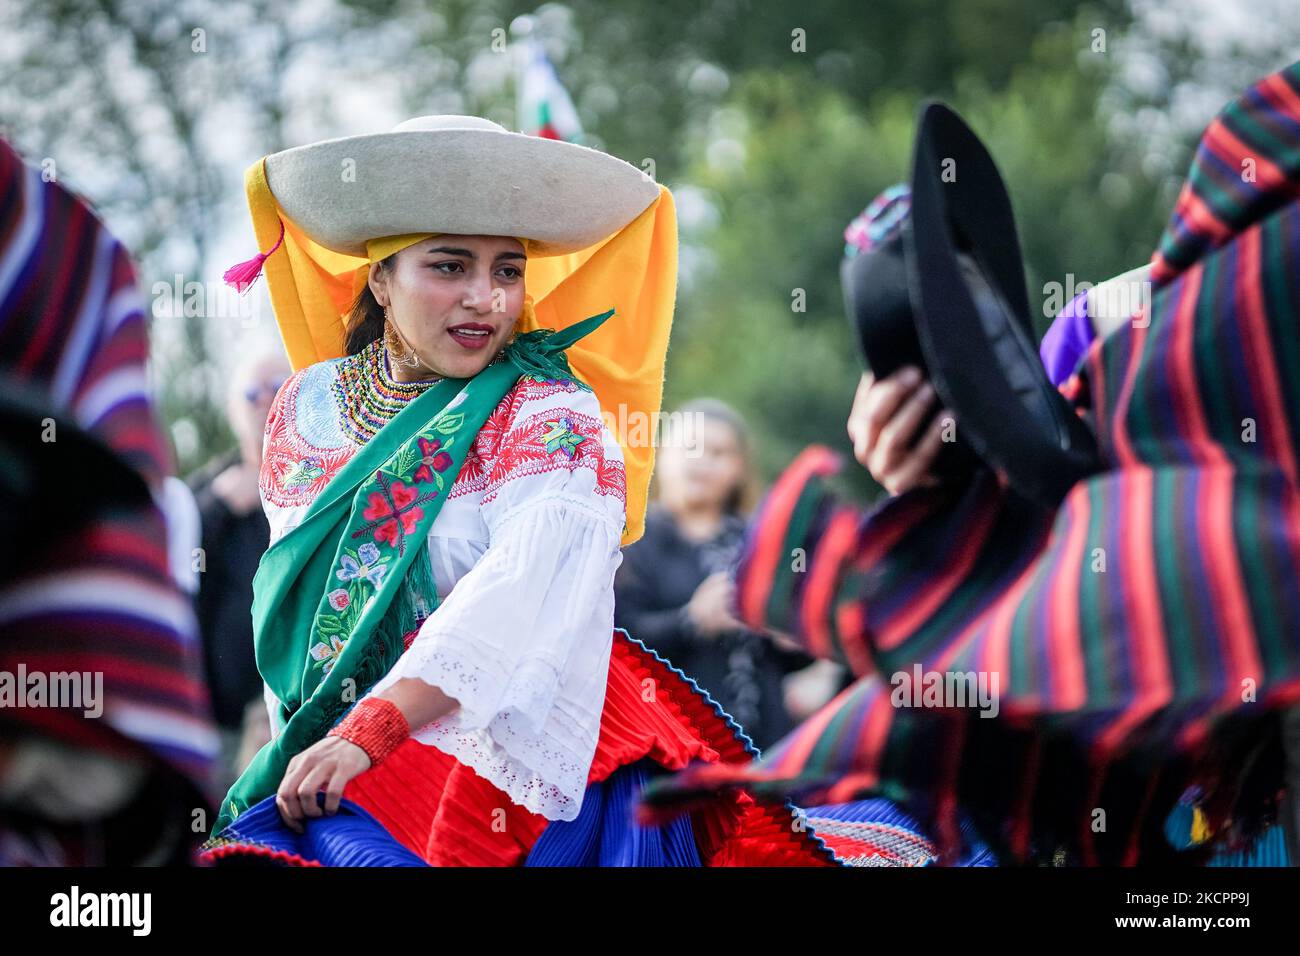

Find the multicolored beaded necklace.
[{"left": 332, "top": 338, "right": 441, "bottom": 444}]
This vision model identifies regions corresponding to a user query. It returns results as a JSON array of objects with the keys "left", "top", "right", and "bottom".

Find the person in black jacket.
[{"left": 615, "top": 398, "right": 817, "bottom": 751}]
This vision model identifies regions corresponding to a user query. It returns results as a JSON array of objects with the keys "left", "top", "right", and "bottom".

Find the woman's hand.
[
  {"left": 685, "top": 571, "right": 744, "bottom": 637},
  {"left": 846, "top": 367, "right": 952, "bottom": 495},
  {"left": 275, "top": 735, "right": 372, "bottom": 833}
]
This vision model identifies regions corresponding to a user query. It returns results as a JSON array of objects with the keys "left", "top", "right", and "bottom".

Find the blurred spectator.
[
  {"left": 0, "top": 137, "right": 216, "bottom": 864},
  {"left": 190, "top": 348, "right": 287, "bottom": 790},
  {"left": 615, "top": 398, "right": 829, "bottom": 751}
]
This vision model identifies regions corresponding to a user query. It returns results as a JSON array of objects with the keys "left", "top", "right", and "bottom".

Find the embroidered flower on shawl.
[
  {"left": 413, "top": 436, "right": 454, "bottom": 484},
  {"left": 309, "top": 635, "right": 346, "bottom": 674},
  {"left": 336, "top": 542, "right": 389, "bottom": 588},
  {"left": 356, "top": 475, "right": 437, "bottom": 555},
  {"left": 327, "top": 588, "right": 351, "bottom": 611}
]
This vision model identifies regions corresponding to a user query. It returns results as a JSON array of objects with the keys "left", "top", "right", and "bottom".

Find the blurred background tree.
[{"left": 1, "top": 0, "right": 1296, "bottom": 496}]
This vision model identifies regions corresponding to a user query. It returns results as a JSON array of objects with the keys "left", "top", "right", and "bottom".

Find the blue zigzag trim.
[{"left": 612, "top": 627, "right": 842, "bottom": 866}]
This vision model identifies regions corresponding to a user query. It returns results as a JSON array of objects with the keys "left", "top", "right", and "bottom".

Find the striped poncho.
[
  {"left": 0, "top": 137, "right": 216, "bottom": 792},
  {"left": 643, "top": 62, "right": 1300, "bottom": 865}
]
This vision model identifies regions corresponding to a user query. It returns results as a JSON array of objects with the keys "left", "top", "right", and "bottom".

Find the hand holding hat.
[{"left": 841, "top": 103, "right": 1103, "bottom": 506}]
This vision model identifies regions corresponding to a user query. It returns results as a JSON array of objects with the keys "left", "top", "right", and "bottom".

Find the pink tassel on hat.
[{"left": 223, "top": 220, "right": 285, "bottom": 293}]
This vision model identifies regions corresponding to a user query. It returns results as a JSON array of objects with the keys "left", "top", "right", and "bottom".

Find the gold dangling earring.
[{"left": 383, "top": 307, "right": 421, "bottom": 370}]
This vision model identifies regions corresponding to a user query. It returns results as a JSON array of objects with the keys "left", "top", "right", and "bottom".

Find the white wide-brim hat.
[{"left": 262, "top": 115, "right": 659, "bottom": 258}]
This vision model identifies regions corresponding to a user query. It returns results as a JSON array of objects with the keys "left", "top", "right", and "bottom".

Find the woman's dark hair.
[{"left": 343, "top": 256, "right": 394, "bottom": 355}]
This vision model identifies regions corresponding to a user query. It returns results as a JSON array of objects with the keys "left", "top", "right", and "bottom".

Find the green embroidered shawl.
[{"left": 211, "top": 310, "right": 614, "bottom": 836}]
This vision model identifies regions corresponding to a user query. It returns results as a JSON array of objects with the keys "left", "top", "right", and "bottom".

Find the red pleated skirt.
[{"left": 335, "top": 630, "right": 835, "bottom": 866}]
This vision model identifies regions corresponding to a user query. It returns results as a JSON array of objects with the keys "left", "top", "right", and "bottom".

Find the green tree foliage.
[
  {"left": 665, "top": 16, "right": 1179, "bottom": 494},
  {"left": 492, "top": 0, "right": 1131, "bottom": 182},
  {"left": 3, "top": 0, "right": 1243, "bottom": 485}
]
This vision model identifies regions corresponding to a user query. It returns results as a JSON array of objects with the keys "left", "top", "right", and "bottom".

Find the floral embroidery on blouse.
[
  {"left": 261, "top": 370, "right": 356, "bottom": 507},
  {"left": 541, "top": 417, "right": 587, "bottom": 458},
  {"left": 261, "top": 362, "right": 626, "bottom": 515},
  {"left": 281, "top": 455, "right": 326, "bottom": 490},
  {"left": 478, "top": 408, "right": 625, "bottom": 506}
]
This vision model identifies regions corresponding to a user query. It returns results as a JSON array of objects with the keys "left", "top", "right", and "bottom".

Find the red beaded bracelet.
[{"left": 327, "top": 696, "right": 410, "bottom": 767}]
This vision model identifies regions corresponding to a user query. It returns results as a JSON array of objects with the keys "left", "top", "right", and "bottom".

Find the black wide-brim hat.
[
  {"left": 840, "top": 219, "right": 981, "bottom": 482},
  {"left": 905, "top": 101, "right": 1101, "bottom": 506},
  {"left": 842, "top": 101, "right": 1101, "bottom": 507}
]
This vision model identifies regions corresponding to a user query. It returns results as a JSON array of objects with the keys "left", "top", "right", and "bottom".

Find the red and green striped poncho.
[{"left": 643, "top": 61, "right": 1300, "bottom": 866}]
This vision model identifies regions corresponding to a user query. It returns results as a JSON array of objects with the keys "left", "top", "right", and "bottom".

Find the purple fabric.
[{"left": 1039, "top": 290, "right": 1094, "bottom": 386}]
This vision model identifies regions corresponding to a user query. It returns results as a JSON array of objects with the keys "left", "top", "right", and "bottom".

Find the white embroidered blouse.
[{"left": 257, "top": 341, "right": 628, "bottom": 822}]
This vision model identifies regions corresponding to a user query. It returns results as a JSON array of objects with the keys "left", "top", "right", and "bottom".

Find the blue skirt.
[{"left": 203, "top": 757, "right": 702, "bottom": 867}]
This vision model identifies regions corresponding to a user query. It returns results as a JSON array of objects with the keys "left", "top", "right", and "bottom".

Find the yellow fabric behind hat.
[
  {"left": 242, "top": 157, "right": 676, "bottom": 546},
  {"left": 365, "top": 233, "right": 536, "bottom": 262},
  {"left": 366, "top": 233, "right": 439, "bottom": 262}
]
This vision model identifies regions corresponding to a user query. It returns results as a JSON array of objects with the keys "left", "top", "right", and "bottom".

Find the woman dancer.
[{"left": 200, "top": 115, "right": 838, "bottom": 867}]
